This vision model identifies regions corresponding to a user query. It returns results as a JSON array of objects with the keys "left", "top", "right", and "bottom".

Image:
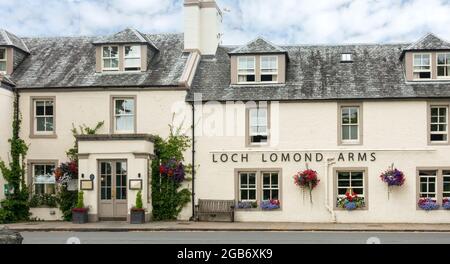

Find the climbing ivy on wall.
[
  {"left": 152, "top": 125, "right": 192, "bottom": 221},
  {"left": 0, "top": 92, "right": 30, "bottom": 224}
]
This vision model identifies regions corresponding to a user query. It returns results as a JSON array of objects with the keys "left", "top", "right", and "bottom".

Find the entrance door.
[{"left": 99, "top": 161, "right": 128, "bottom": 220}]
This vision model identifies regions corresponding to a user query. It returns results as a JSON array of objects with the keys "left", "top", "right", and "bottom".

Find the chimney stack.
[{"left": 184, "top": 0, "right": 223, "bottom": 56}]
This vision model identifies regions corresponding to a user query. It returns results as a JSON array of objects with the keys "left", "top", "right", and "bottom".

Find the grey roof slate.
[
  {"left": 404, "top": 33, "right": 450, "bottom": 51},
  {"left": 0, "top": 29, "right": 30, "bottom": 54},
  {"left": 93, "top": 28, "right": 159, "bottom": 51},
  {"left": 229, "top": 37, "right": 286, "bottom": 54},
  {"left": 11, "top": 33, "right": 187, "bottom": 89},
  {"left": 187, "top": 43, "right": 450, "bottom": 102}
]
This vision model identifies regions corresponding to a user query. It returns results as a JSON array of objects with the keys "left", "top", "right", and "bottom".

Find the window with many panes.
[
  {"left": 238, "top": 56, "right": 256, "bottom": 83},
  {"left": 437, "top": 53, "right": 450, "bottom": 78},
  {"left": 0, "top": 48, "right": 6, "bottom": 73},
  {"left": 443, "top": 171, "right": 450, "bottom": 199},
  {"left": 413, "top": 53, "right": 431, "bottom": 79},
  {"left": 340, "top": 106, "right": 360, "bottom": 144},
  {"left": 419, "top": 170, "right": 437, "bottom": 199},
  {"left": 113, "top": 98, "right": 135, "bottom": 133},
  {"left": 239, "top": 172, "right": 257, "bottom": 202},
  {"left": 262, "top": 172, "right": 279, "bottom": 201},
  {"left": 260, "top": 56, "right": 278, "bottom": 82},
  {"left": 337, "top": 171, "right": 365, "bottom": 198},
  {"left": 124, "top": 45, "right": 141, "bottom": 71},
  {"left": 33, "top": 164, "right": 56, "bottom": 195},
  {"left": 102, "top": 46, "right": 119, "bottom": 71},
  {"left": 248, "top": 103, "right": 269, "bottom": 145},
  {"left": 430, "top": 106, "right": 448, "bottom": 143},
  {"left": 34, "top": 99, "right": 54, "bottom": 134}
]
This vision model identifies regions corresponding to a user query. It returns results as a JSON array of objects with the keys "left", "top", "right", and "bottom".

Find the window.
[
  {"left": 341, "top": 53, "right": 353, "bottom": 62},
  {"left": 430, "top": 106, "right": 448, "bottom": 143},
  {"left": 262, "top": 172, "right": 279, "bottom": 201},
  {"left": 102, "top": 46, "right": 119, "bottom": 71},
  {"left": 260, "top": 56, "right": 278, "bottom": 82},
  {"left": 237, "top": 170, "right": 282, "bottom": 208},
  {"left": 437, "top": 53, "right": 450, "bottom": 78},
  {"left": 238, "top": 56, "right": 256, "bottom": 83},
  {"left": 443, "top": 171, "right": 450, "bottom": 199},
  {"left": 419, "top": 170, "right": 437, "bottom": 199},
  {"left": 113, "top": 97, "right": 135, "bottom": 133},
  {"left": 34, "top": 99, "right": 54, "bottom": 134},
  {"left": 0, "top": 48, "right": 6, "bottom": 73},
  {"left": 337, "top": 171, "right": 365, "bottom": 198},
  {"left": 340, "top": 105, "right": 361, "bottom": 144},
  {"left": 413, "top": 53, "right": 431, "bottom": 79},
  {"left": 124, "top": 45, "right": 141, "bottom": 71},
  {"left": 32, "top": 164, "right": 56, "bottom": 195},
  {"left": 248, "top": 104, "right": 269, "bottom": 145},
  {"left": 239, "top": 172, "right": 257, "bottom": 202}
]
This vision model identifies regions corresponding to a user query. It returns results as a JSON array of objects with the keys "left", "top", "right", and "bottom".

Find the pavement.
[{"left": 6, "top": 221, "right": 450, "bottom": 232}]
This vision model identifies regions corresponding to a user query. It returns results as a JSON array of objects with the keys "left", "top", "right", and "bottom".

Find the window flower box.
[
  {"left": 418, "top": 198, "right": 440, "bottom": 211},
  {"left": 261, "top": 200, "right": 281, "bottom": 210},
  {"left": 237, "top": 201, "right": 258, "bottom": 210},
  {"left": 337, "top": 190, "right": 365, "bottom": 211},
  {"left": 443, "top": 199, "right": 450, "bottom": 210}
]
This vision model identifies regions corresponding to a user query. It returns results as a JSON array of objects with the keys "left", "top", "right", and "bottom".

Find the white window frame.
[
  {"left": 0, "top": 48, "right": 6, "bottom": 74},
  {"left": 262, "top": 172, "right": 279, "bottom": 201},
  {"left": 260, "top": 56, "right": 278, "bottom": 83},
  {"left": 248, "top": 105, "right": 269, "bottom": 146},
  {"left": 124, "top": 45, "right": 142, "bottom": 72},
  {"left": 437, "top": 53, "right": 450, "bottom": 79},
  {"left": 113, "top": 97, "right": 135, "bottom": 133},
  {"left": 34, "top": 99, "right": 54, "bottom": 135},
  {"left": 430, "top": 105, "right": 448, "bottom": 143},
  {"left": 337, "top": 171, "right": 365, "bottom": 199},
  {"left": 237, "top": 56, "right": 256, "bottom": 84},
  {"left": 32, "top": 164, "right": 56, "bottom": 195},
  {"left": 102, "top": 45, "right": 120, "bottom": 72},
  {"left": 419, "top": 171, "right": 437, "bottom": 199},
  {"left": 239, "top": 172, "right": 257, "bottom": 202},
  {"left": 413, "top": 53, "right": 432, "bottom": 80},
  {"left": 443, "top": 171, "right": 450, "bottom": 199},
  {"left": 340, "top": 106, "right": 360, "bottom": 144},
  {"left": 341, "top": 53, "right": 353, "bottom": 62}
]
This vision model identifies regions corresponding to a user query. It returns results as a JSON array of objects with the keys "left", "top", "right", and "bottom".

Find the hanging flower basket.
[
  {"left": 418, "top": 198, "right": 440, "bottom": 211},
  {"left": 380, "top": 167, "right": 405, "bottom": 187},
  {"left": 159, "top": 159, "right": 186, "bottom": 183},
  {"left": 293, "top": 169, "right": 320, "bottom": 204},
  {"left": 337, "top": 189, "right": 365, "bottom": 211},
  {"left": 443, "top": 199, "right": 450, "bottom": 210}
]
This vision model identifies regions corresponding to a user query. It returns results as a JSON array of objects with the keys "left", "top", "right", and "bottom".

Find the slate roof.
[
  {"left": 11, "top": 33, "right": 187, "bottom": 89},
  {"left": 0, "top": 29, "right": 30, "bottom": 54},
  {"left": 404, "top": 33, "right": 450, "bottom": 51},
  {"left": 93, "top": 28, "right": 159, "bottom": 51},
  {"left": 187, "top": 43, "right": 450, "bottom": 102},
  {"left": 229, "top": 37, "right": 287, "bottom": 54}
]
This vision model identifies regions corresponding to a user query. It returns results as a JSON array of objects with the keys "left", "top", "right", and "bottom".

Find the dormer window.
[
  {"left": 437, "top": 53, "right": 450, "bottom": 78},
  {"left": 261, "top": 56, "right": 278, "bottom": 82},
  {"left": 341, "top": 53, "right": 353, "bottom": 62},
  {"left": 102, "top": 46, "right": 119, "bottom": 71},
  {"left": 413, "top": 53, "right": 431, "bottom": 79},
  {"left": 124, "top": 45, "right": 141, "bottom": 71},
  {"left": 238, "top": 56, "right": 256, "bottom": 83},
  {"left": 0, "top": 48, "right": 6, "bottom": 74}
]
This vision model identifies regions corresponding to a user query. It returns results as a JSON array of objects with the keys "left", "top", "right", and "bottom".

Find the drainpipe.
[
  {"left": 190, "top": 101, "right": 196, "bottom": 221},
  {"left": 325, "top": 158, "right": 337, "bottom": 223}
]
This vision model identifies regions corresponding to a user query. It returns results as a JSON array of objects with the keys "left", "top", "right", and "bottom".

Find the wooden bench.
[{"left": 196, "top": 199, "right": 235, "bottom": 222}]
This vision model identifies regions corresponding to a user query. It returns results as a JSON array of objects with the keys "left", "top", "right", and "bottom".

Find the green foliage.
[
  {"left": 67, "top": 121, "right": 104, "bottom": 161},
  {"left": 57, "top": 186, "right": 78, "bottom": 221},
  {"left": 76, "top": 191, "right": 85, "bottom": 209},
  {"left": 29, "top": 194, "right": 58, "bottom": 208},
  {"left": 135, "top": 191, "right": 143, "bottom": 209},
  {"left": 0, "top": 93, "right": 30, "bottom": 224},
  {"left": 152, "top": 125, "right": 192, "bottom": 221}
]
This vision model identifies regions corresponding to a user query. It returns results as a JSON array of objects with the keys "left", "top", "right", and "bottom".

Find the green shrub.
[
  {"left": 57, "top": 186, "right": 78, "bottom": 221},
  {"left": 136, "top": 191, "right": 143, "bottom": 209},
  {"left": 29, "top": 194, "right": 58, "bottom": 208},
  {"left": 76, "top": 191, "right": 85, "bottom": 209}
]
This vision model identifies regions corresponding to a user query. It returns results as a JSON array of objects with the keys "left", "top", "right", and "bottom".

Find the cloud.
[{"left": 0, "top": 0, "right": 449, "bottom": 45}]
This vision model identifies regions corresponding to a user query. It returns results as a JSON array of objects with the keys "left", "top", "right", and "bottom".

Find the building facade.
[{"left": 1, "top": 0, "right": 450, "bottom": 223}]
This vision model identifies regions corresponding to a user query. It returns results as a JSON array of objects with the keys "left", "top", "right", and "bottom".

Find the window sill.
[
  {"left": 334, "top": 207, "right": 368, "bottom": 211},
  {"left": 236, "top": 208, "right": 282, "bottom": 212},
  {"left": 29, "top": 134, "right": 58, "bottom": 139}
]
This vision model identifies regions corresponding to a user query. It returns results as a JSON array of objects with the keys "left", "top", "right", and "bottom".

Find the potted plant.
[
  {"left": 130, "top": 190, "right": 145, "bottom": 224},
  {"left": 72, "top": 191, "right": 89, "bottom": 224},
  {"left": 418, "top": 198, "right": 440, "bottom": 211}
]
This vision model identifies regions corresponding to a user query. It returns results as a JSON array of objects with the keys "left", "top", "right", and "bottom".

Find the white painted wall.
[
  {"left": 0, "top": 88, "right": 14, "bottom": 201},
  {"left": 194, "top": 100, "right": 450, "bottom": 223}
]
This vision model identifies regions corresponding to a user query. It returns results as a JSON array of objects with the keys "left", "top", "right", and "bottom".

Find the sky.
[{"left": 1, "top": 0, "right": 450, "bottom": 45}]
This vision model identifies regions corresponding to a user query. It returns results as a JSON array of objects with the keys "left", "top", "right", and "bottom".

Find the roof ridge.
[
  {"left": 1, "top": 29, "right": 13, "bottom": 46},
  {"left": 230, "top": 36, "right": 287, "bottom": 54}
]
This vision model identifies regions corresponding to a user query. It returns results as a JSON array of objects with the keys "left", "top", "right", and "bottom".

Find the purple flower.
[
  {"left": 418, "top": 198, "right": 440, "bottom": 211},
  {"left": 380, "top": 168, "right": 405, "bottom": 186},
  {"left": 260, "top": 200, "right": 281, "bottom": 210}
]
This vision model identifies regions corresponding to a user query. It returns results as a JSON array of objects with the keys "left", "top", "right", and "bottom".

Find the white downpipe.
[{"left": 325, "top": 158, "right": 337, "bottom": 223}]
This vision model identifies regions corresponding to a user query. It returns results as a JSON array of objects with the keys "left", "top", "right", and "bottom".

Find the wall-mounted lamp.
[{"left": 90, "top": 174, "right": 95, "bottom": 180}]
